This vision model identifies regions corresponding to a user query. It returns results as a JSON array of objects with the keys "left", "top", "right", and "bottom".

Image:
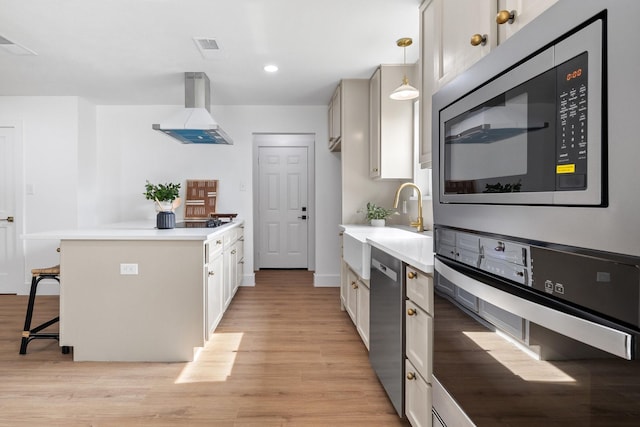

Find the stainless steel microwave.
[
  {"left": 431, "top": 4, "right": 640, "bottom": 258},
  {"left": 438, "top": 18, "right": 603, "bottom": 206}
]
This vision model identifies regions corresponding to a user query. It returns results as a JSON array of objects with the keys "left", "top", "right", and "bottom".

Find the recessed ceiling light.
[{"left": 264, "top": 64, "right": 278, "bottom": 73}]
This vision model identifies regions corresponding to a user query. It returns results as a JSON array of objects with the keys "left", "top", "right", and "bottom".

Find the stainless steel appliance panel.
[
  {"left": 369, "top": 247, "right": 405, "bottom": 417},
  {"left": 432, "top": 1, "right": 640, "bottom": 258}
]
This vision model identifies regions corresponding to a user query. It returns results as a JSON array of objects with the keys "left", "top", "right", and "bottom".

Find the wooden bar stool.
[{"left": 19, "top": 265, "right": 69, "bottom": 355}]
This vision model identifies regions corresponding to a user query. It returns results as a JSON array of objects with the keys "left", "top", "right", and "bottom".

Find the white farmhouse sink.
[
  {"left": 342, "top": 226, "right": 427, "bottom": 279},
  {"left": 343, "top": 232, "right": 372, "bottom": 279}
]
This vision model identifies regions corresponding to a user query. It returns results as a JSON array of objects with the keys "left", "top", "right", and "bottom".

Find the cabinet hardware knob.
[
  {"left": 407, "top": 308, "right": 417, "bottom": 316},
  {"left": 496, "top": 9, "right": 516, "bottom": 25},
  {"left": 231, "top": 249, "right": 236, "bottom": 254},
  {"left": 351, "top": 281, "right": 358, "bottom": 289},
  {"left": 56, "top": 247, "right": 61, "bottom": 253},
  {"left": 470, "top": 34, "right": 487, "bottom": 47},
  {"left": 407, "top": 271, "right": 417, "bottom": 279},
  {"left": 208, "top": 271, "right": 215, "bottom": 276},
  {"left": 373, "top": 168, "right": 379, "bottom": 172},
  {"left": 216, "top": 240, "right": 222, "bottom": 245},
  {"left": 407, "top": 372, "right": 416, "bottom": 380},
  {"left": 517, "top": 271, "right": 524, "bottom": 277}
]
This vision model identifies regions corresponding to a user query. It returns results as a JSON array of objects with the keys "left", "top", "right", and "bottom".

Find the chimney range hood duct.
[{"left": 152, "top": 72, "right": 233, "bottom": 145}]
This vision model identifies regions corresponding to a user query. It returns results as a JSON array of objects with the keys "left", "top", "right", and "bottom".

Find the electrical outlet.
[{"left": 120, "top": 263, "right": 139, "bottom": 275}]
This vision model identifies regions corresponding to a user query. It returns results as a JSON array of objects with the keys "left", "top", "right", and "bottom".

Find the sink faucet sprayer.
[{"left": 393, "top": 182, "right": 424, "bottom": 232}]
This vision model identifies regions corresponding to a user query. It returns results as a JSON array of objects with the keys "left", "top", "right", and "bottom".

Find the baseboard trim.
[{"left": 313, "top": 273, "right": 340, "bottom": 287}]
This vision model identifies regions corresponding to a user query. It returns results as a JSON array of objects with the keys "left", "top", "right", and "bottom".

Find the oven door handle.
[{"left": 435, "top": 258, "right": 634, "bottom": 360}]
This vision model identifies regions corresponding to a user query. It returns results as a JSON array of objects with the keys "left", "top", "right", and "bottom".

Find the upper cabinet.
[
  {"left": 497, "top": 0, "right": 559, "bottom": 42},
  {"left": 328, "top": 84, "right": 342, "bottom": 152},
  {"left": 432, "top": 0, "right": 496, "bottom": 91},
  {"left": 418, "top": 0, "right": 557, "bottom": 167},
  {"left": 369, "top": 64, "right": 415, "bottom": 180}
]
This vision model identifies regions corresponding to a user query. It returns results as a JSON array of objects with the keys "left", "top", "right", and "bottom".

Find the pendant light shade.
[{"left": 390, "top": 37, "right": 419, "bottom": 101}]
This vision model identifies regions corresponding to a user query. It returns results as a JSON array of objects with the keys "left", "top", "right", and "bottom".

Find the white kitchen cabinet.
[
  {"left": 235, "top": 233, "right": 244, "bottom": 293},
  {"left": 345, "top": 267, "right": 359, "bottom": 323},
  {"left": 406, "top": 359, "right": 433, "bottom": 427},
  {"left": 418, "top": 0, "right": 435, "bottom": 168},
  {"left": 337, "top": 79, "right": 402, "bottom": 224},
  {"left": 356, "top": 279, "right": 370, "bottom": 349},
  {"left": 406, "top": 300, "right": 433, "bottom": 382},
  {"left": 431, "top": 0, "right": 496, "bottom": 91},
  {"left": 328, "top": 85, "right": 342, "bottom": 151},
  {"left": 341, "top": 262, "right": 370, "bottom": 350},
  {"left": 497, "top": 0, "right": 558, "bottom": 43},
  {"left": 369, "top": 65, "right": 415, "bottom": 180},
  {"left": 205, "top": 244, "right": 224, "bottom": 340},
  {"left": 223, "top": 226, "right": 244, "bottom": 309},
  {"left": 405, "top": 264, "right": 434, "bottom": 427}
]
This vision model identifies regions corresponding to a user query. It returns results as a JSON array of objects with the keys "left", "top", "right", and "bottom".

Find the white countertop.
[
  {"left": 340, "top": 224, "right": 434, "bottom": 274},
  {"left": 22, "top": 220, "right": 244, "bottom": 241}
]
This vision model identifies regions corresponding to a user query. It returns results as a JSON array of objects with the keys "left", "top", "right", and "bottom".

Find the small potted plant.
[
  {"left": 143, "top": 180, "right": 181, "bottom": 229},
  {"left": 362, "top": 202, "right": 394, "bottom": 227}
]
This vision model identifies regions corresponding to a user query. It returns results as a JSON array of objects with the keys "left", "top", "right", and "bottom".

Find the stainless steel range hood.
[{"left": 152, "top": 72, "right": 233, "bottom": 145}]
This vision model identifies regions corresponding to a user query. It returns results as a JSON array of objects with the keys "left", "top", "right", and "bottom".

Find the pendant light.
[{"left": 389, "top": 37, "right": 419, "bottom": 101}]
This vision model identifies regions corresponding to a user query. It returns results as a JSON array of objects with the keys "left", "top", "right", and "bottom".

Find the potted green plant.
[
  {"left": 362, "top": 202, "right": 394, "bottom": 227},
  {"left": 143, "top": 180, "right": 181, "bottom": 229}
]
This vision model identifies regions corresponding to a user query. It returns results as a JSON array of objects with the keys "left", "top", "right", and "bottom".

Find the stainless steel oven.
[{"left": 430, "top": 1, "right": 640, "bottom": 425}]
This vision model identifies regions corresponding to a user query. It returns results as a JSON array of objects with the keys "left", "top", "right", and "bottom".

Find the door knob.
[
  {"left": 0, "top": 216, "right": 14, "bottom": 223},
  {"left": 297, "top": 215, "right": 307, "bottom": 220}
]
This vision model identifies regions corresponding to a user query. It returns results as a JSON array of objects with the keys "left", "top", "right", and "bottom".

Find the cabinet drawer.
[
  {"left": 207, "top": 237, "right": 224, "bottom": 262},
  {"left": 406, "top": 300, "right": 433, "bottom": 382},
  {"left": 405, "top": 359, "right": 433, "bottom": 427},
  {"left": 406, "top": 266, "right": 433, "bottom": 314}
]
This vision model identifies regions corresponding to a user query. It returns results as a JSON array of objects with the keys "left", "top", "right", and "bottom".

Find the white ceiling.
[{"left": 0, "top": 0, "right": 421, "bottom": 106}]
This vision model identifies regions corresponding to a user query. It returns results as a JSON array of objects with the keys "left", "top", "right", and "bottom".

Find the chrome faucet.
[{"left": 393, "top": 182, "right": 424, "bottom": 232}]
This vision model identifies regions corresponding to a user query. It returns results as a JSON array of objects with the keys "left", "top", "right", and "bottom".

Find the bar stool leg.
[
  {"left": 19, "top": 272, "right": 63, "bottom": 355},
  {"left": 19, "top": 275, "right": 41, "bottom": 355}
]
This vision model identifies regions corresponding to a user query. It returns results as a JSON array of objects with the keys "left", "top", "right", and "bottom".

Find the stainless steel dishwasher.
[{"left": 369, "top": 246, "right": 405, "bottom": 417}]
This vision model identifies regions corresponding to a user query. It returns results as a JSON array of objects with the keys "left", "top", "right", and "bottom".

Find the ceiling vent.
[{"left": 193, "top": 37, "right": 224, "bottom": 60}]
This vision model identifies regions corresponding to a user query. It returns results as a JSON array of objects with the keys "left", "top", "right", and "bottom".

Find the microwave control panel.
[{"left": 556, "top": 52, "right": 588, "bottom": 190}]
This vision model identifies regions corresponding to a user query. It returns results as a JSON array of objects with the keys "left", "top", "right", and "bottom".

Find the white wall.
[
  {"left": 96, "top": 104, "right": 341, "bottom": 286},
  {"left": 0, "top": 96, "right": 81, "bottom": 294},
  {"left": 1, "top": 98, "right": 342, "bottom": 293}
]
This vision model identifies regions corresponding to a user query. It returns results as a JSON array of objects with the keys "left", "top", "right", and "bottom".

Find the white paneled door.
[
  {"left": 0, "top": 127, "right": 21, "bottom": 294},
  {"left": 258, "top": 146, "right": 308, "bottom": 269}
]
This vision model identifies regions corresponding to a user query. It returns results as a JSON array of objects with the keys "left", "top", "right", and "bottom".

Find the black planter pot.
[{"left": 156, "top": 211, "right": 175, "bottom": 229}]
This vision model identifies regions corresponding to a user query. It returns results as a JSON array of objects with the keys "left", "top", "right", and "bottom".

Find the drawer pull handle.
[
  {"left": 407, "top": 308, "right": 417, "bottom": 316},
  {"left": 470, "top": 33, "right": 487, "bottom": 47},
  {"left": 496, "top": 9, "right": 516, "bottom": 25},
  {"left": 407, "top": 271, "right": 417, "bottom": 279},
  {"left": 407, "top": 372, "right": 416, "bottom": 380}
]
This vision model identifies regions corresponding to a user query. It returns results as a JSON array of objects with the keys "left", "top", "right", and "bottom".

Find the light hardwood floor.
[{"left": 0, "top": 270, "right": 409, "bottom": 427}]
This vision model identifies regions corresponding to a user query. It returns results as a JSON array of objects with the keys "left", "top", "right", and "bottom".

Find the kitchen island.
[{"left": 23, "top": 220, "right": 244, "bottom": 362}]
